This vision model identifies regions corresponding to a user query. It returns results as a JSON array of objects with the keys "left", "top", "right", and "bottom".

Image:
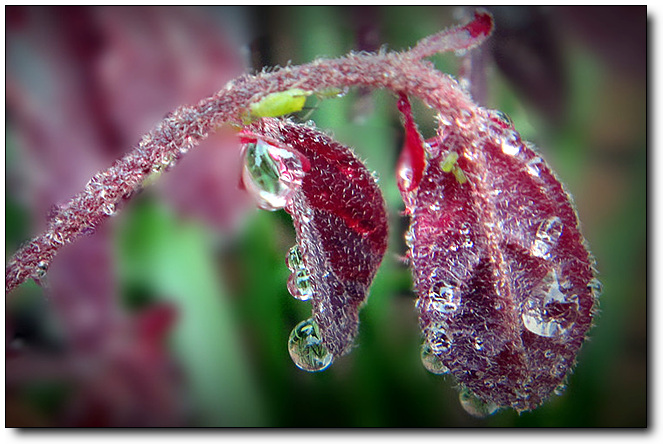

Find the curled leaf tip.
[
  {"left": 409, "top": 9, "right": 494, "bottom": 60},
  {"left": 463, "top": 9, "right": 494, "bottom": 39}
]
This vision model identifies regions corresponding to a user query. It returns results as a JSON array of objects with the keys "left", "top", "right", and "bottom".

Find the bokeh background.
[{"left": 5, "top": 6, "right": 646, "bottom": 427}]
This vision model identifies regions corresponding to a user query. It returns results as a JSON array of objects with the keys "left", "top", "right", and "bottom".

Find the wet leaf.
[
  {"left": 398, "top": 95, "right": 600, "bottom": 412},
  {"left": 240, "top": 118, "right": 389, "bottom": 359}
]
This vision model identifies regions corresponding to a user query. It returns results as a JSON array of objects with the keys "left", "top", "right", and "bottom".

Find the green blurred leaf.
[{"left": 115, "top": 198, "right": 267, "bottom": 426}]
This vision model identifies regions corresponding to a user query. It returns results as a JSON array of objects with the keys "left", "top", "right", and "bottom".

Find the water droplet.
[
  {"left": 101, "top": 203, "right": 116, "bottom": 216},
  {"left": 487, "top": 109, "right": 513, "bottom": 128},
  {"left": 538, "top": 217, "right": 564, "bottom": 243},
  {"left": 501, "top": 130, "right": 521, "bottom": 156},
  {"left": 397, "top": 158, "right": 418, "bottom": 209},
  {"left": 425, "top": 139, "right": 442, "bottom": 158},
  {"left": 526, "top": 156, "right": 543, "bottom": 177},
  {"left": 554, "top": 383, "right": 567, "bottom": 396},
  {"left": 421, "top": 342, "right": 449, "bottom": 375},
  {"left": 36, "top": 261, "right": 48, "bottom": 278},
  {"left": 425, "top": 282, "right": 461, "bottom": 315},
  {"left": 459, "top": 387, "right": 499, "bottom": 418},
  {"left": 370, "top": 170, "right": 380, "bottom": 183},
  {"left": 329, "top": 86, "right": 350, "bottom": 98},
  {"left": 473, "top": 335, "right": 484, "bottom": 351},
  {"left": 242, "top": 139, "right": 306, "bottom": 211},
  {"left": 551, "top": 359, "right": 567, "bottom": 378},
  {"left": 288, "top": 318, "right": 334, "bottom": 372},
  {"left": 531, "top": 217, "right": 564, "bottom": 259},
  {"left": 521, "top": 269, "right": 579, "bottom": 338},
  {"left": 286, "top": 245, "right": 303, "bottom": 272},
  {"left": 287, "top": 269, "right": 313, "bottom": 301},
  {"left": 425, "top": 322, "right": 452, "bottom": 354},
  {"left": 404, "top": 226, "right": 415, "bottom": 247},
  {"left": 587, "top": 278, "right": 603, "bottom": 299},
  {"left": 455, "top": 109, "right": 473, "bottom": 129}
]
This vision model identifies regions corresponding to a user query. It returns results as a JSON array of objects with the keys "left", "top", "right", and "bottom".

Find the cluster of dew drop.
[
  {"left": 404, "top": 106, "right": 603, "bottom": 417},
  {"left": 284, "top": 245, "right": 334, "bottom": 372},
  {"left": 240, "top": 134, "right": 334, "bottom": 372}
]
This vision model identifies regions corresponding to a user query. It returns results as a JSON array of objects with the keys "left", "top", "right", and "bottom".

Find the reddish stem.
[{"left": 6, "top": 11, "right": 493, "bottom": 295}]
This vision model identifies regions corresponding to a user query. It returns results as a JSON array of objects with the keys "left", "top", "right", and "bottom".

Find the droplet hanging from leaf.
[
  {"left": 241, "top": 138, "right": 308, "bottom": 211},
  {"left": 288, "top": 318, "right": 334, "bottom": 372},
  {"left": 459, "top": 387, "right": 499, "bottom": 418},
  {"left": 420, "top": 342, "right": 450, "bottom": 375}
]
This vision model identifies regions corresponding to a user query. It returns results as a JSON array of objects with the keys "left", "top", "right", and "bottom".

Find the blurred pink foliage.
[{"left": 6, "top": 6, "right": 247, "bottom": 426}]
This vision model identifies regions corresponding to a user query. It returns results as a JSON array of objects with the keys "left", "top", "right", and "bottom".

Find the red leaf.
[
  {"left": 399, "top": 100, "right": 600, "bottom": 412},
  {"left": 240, "top": 118, "right": 388, "bottom": 360},
  {"left": 396, "top": 93, "right": 426, "bottom": 211}
]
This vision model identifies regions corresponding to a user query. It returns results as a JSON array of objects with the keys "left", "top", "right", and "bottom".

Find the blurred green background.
[{"left": 5, "top": 6, "right": 646, "bottom": 427}]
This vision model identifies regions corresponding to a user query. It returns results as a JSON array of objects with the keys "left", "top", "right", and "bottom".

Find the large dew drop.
[
  {"left": 242, "top": 139, "right": 306, "bottom": 211},
  {"left": 459, "top": 387, "right": 499, "bottom": 418},
  {"left": 521, "top": 269, "right": 579, "bottom": 338},
  {"left": 288, "top": 318, "right": 334, "bottom": 372}
]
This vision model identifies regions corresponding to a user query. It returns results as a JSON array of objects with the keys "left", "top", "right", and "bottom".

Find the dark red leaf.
[
  {"left": 240, "top": 118, "right": 388, "bottom": 362},
  {"left": 399, "top": 98, "right": 600, "bottom": 413}
]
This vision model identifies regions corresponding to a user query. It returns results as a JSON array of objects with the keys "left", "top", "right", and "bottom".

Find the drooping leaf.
[
  {"left": 240, "top": 118, "right": 389, "bottom": 364},
  {"left": 398, "top": 95, "right": 600, "bottom": 413}
]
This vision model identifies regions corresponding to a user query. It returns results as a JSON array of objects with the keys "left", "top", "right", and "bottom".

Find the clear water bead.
[
  {"left": 286, "top": 245, "right": 303, "bottom": 272},
  {"left": 285, "top": 245, "right": 313, "bottom": 301},
  {"left": 521, "top": 269, "right": 579, "bottom": 338},
  {"left": 426, "top": 282, "right": 461, "bottom": 315},
  {"left": 531, "top": 216, "right": 564, "bottom": 259},
  {"left": 425, "top": 322, "right": 453, "bottom": 354},
  {"left": 101, "top": 203, "right": 116, "bottom": 216},
  {"left": 587, "top": 278, "right": 603, "bottom": 299},
  {"left": 242, "top": 139, "right": 306, "bottom": 211},
  {"left": 288, "top": 318, "right": 334, "bottom": 372},
  {"left": 36, "top": 261, "right": 48, "bottom": 278},
  {"left": 420, "top": 342, "right": 450, "bottom": 375},
  {"left": 500, "top": 130, "right": 521, "bottom": 156},
  {"left": 487, "top": 109, "right": 513, "bottom": 128},
  {"left": 404, "top": 226, "right": 415, "bottom": 247},
  {"left": 473, "top": 335, "right": 484, "bottom": 351},
  {"left": 459, "top": 387, "right": 499, "bottom": 418},
  {"left": 286, "top": 269, "right": 313, "bottom": 301},
  {"left": 554, "top": 383, "right": 567, "bottom": 396},
  {"left": 525, "top": 157, "right": 543, "bottom": 177}
]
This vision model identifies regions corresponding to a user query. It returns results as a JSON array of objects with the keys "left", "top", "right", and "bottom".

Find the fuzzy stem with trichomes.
[{"left": 5, "top": 10, "right": 493, "bottom": 295}]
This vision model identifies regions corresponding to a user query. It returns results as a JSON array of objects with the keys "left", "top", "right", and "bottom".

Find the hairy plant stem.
[{"left": 6, "top": 11, "right": 492, "bottom": 295}]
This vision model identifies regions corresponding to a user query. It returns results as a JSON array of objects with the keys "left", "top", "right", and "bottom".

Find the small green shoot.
[
  {"left": 452, "top": 166, "right": 468, "bottom": 184},
  {"left": 244, "top": 89, "right": 312, "bottom": 124},
  {"left": 440, "top": 151, "right": 468, "bottom": 184},
  {"left": 441, "top": 152, "right": 459, "bottom": 172}
]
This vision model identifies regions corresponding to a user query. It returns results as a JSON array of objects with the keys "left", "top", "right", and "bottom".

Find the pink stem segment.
[{"left": 6, "top": 11, "right": 493, "bottom": 295}]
